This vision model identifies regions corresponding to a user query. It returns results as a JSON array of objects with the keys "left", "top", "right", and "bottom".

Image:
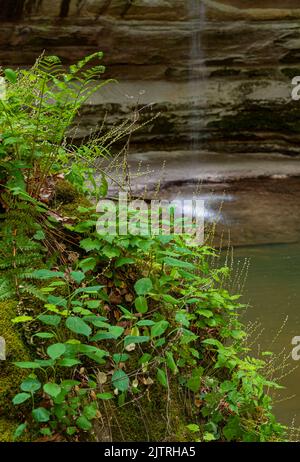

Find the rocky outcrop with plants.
[{"left": 0, "top": 54, "right": 286, "bottom": 442}]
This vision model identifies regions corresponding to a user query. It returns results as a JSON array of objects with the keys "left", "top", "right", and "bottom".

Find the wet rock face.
[{"left": 1, "top": 0, "right": 300, "bottom": 154}]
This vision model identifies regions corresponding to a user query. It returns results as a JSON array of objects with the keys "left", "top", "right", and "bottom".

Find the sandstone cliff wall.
[{"left": 1, "top": 0, "right": 300, "bottom": 154}]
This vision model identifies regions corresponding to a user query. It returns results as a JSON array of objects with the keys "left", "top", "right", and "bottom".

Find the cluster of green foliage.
[
  {"left": 0, "top": 53, "right": 109, "bottom": 298},
  {"left": 0, "top": 54, "right": 286, "bottom": 442},
  {"left": 11, "top": 235, "right": 285, "bottom": 442}
]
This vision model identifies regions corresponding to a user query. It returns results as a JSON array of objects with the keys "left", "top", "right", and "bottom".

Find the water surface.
[{"left": 231, "top": 243, "right": 300, "bottom": 427}]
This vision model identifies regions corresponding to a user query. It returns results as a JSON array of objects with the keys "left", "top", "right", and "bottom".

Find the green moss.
[
  {"left": 52, "top": 179, "right": 92, "bottom": 217},
  {"left": 0, "top": 418, "right": 17, "bottom": 442},
  {"left": 100, "top": 384, "right": 189, "bottom": 442},
  {"left": 55, "top": 179, "right": 80, "bottom": 204},
  {"left": 0, "top": 300, "right": 29, "bottom": 440}
]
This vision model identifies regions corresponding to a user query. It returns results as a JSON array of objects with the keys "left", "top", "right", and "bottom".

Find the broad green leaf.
[
  {"left": 230, "top": 330, "right": 246, "bottom": 340},
  {"left": 156, "top": 368, "right": 168, "bottom": 388},
  {"left": 43, "top": 383, "right": 61, "bottom": 398},
  {"left": 76, "top": 415, "right": 92, "bottom": 431},
  {"left": 34, "top": 332, "right": 55, "bottom": 339},
  {"left": 124, "top": 335, "right": 150, "bottom": 347},
  {"left": 162, "top": 294, "right": 178, "bottom": 305},
  {"left": 97, "top": 392, "right": 113, "bottom": 400},
  {"left": 136, "top": 320, "right": 155, "bottom": 326},
  {"left": 202, "top": 338, "right": 223, "bottom": 348},
  {"left": 32, "top": 407, "right": 50, "bottom": 423},
  {"left": 180, "top": 329, "right": 198, "bottom": 345},
  {"left": 165, "top": 351, "right": 178, "bottom": 374},
  {"left": 14, "top": 361, "right": 41, "bottom": 369},
  {"left": 113, "top": 353, "right": 129, "bottom": 363},
  {"left": 75, "top": 285, "right": 103, "bottom": 295},
  {"left": 154, "top": 338, "right": 166, "bottom": 348},
  {"left": 12, "top": 316, "right": 33, "bottom": 324},
  {"left": 13, "top": 423, "right": 27, "bottom": 441},
  {"left": 37, "top": 314, "right": 61, "bottom": 327},
  {"left": 102, "top": 245, "right": 120, "bottom": 259},
  {"left": 197, "top": 309, "right": 213, "bottom": 318},
  {"left": 47, "top": 343, "right": 66, "bottom": 360},
  {"left": 79, "top": 345, "right": 108, "bottom": 364},
  {"left": 12, "top": 393, "right": 31, "bottom": 405},
  {"left": 86, "top": 318, "right": 110, "bottom": 329},
  {"left": 86, "top": 300, "right": 101, "bottom": 309},
  {"left": 83, "top": 403, "right": 97, "bottom": 420},
  {"left": 47, "top": 295, "right": 67, "bottom": 308},
  {"left": 220, "top": 381, "right": 235, "bottom": 393},
  {"left": 138, "top": 353, "right": 152, "bottom": 365},
  {"left": 134, "top": 278, "right": 153, "bottom": 295},
  {"left": 151, "top": 320, "right": 169, "bottom": 338},
  {"left": 5, "top": 68, "right": 17, "bottom": 83},
  {"left": 91, "top": 332, "right": 116, "bottom": 341},
  {"left": 66, "top": 316, "right": 91, "bottom": 337},
  {"left": 21, "top": 378, "right": 41, "bottom": 393},
  {"left": 74, "top": 220, "right": 96, "bottom": 233},
  {"left": 70, "top": 271, "right": 85, "bottom": 284},
  {"left": 115, "top": 257, "right": 135, "bottom": 268},
  {"left": 61, "top": 380, "right": 80, "bottom": 390},
  {"left": 78, "top": 257, "right": 97, "bottom": 273},
  {"left": 112, "top": 369, "right": 129, "bottom": 392},
  {"left": 58, "top": 358, "right": 81, "bottom": 367},
  {"left": 34, "top": 359, "right": 55, "bottom": 367},
  {"left": 175, "top": 311, "right": 190, "bottom": 327},
  {"left": 134, "top": 296, "right": 148, "bottom": 314},
  {"left": 186, "top": 298, "right": 201, "bottom": 304},
  {"left": 163, "top": 257, "right": 195, "bottom": 270},
  {"left": 108, "top": 325, "right": 124, "bottom": 338},
  {"left": 80, "top": 238, "right": 101, "bottom": 252},
  {"left": 187, "top": 375, "right": 201, "bottom": 392}
]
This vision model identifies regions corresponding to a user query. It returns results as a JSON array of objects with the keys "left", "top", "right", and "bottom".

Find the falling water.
[{"left": 189, "top": 0, "right": 206, "bottom": 151}]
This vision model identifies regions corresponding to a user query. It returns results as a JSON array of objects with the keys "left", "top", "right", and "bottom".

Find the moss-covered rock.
[
  {"left": 0, "top": 418, "right": 19, "bottom": 442},
  {"left": 54, "top": 179, "right": 80, "bottom": 205},
  {"left": 0, "top": 300, "right": 30, "bottom": 442},
  {"left": 96, "top": 384, "right": 190, "bottom": 442},
  {"left": 52, "top": 179, "right": 92, "bottom": 217}
]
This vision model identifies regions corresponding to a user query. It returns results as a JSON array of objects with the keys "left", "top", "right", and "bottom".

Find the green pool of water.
[{"left": 230, "top": 243, "right": 300, "bottom": 427}]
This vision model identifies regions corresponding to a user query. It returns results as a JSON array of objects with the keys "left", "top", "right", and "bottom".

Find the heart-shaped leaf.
[
  {"left": 134, "top": 278, "right": 152, "bottom": 295},
  {"left": 112, "top": 369, "right": 129, "bottom": 392},
  {"left": 32, "top": 407, "right": 50, "bottom": 423},
  {"left": 66, "top": 316, "right": 91, "bottom": 337},
  {"left": 43, "top": 382, "right": 61, "bottom": 398},
  {"left": 21, "top": 378, "right": 41, "bottom": 393},
  {"left": 47, "top": 343, "right": 66, "bottom": 360}
]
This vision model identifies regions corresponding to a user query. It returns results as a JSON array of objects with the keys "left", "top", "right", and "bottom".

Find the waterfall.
[{"left": 189, "top": 0, "right": 206, "bottom": 151}]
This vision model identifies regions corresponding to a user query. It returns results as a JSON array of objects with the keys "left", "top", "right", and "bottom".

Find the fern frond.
[
  {"left": 0, "top": 279, "right": 15, "bottom": 301},
  {"left": 35, "top": 55, "right": 63, "bottom": 77},
  {"left": 19, "top": 283, "right": 47, "bottom": 302}
]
